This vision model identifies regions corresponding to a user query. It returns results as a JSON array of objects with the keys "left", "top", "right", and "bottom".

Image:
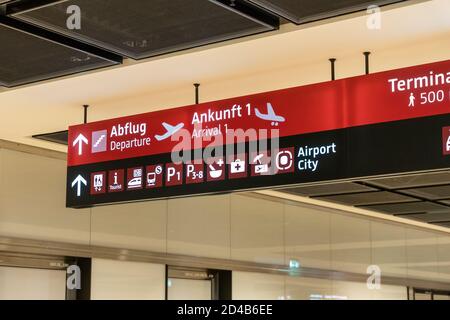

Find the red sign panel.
[{"left": 68, "top": 60, "right": 450, "bottom": 167}]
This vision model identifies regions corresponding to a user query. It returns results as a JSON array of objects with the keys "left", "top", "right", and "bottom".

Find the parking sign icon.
[{"left": 92, "top": 130, "right": 107, "bottom": 153}]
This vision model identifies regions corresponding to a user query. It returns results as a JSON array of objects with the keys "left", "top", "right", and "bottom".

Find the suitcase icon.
[{"left": 231, "top": 159, "right": 246, "bottom": 174}]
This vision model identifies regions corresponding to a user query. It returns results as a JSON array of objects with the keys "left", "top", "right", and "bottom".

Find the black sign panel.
[{"left": 67, "top": 114, "right": 450, "bottom": 208}]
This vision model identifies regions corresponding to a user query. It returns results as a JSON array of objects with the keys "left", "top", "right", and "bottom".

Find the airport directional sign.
[{"left": 67, "top": 60, "right": 450, "bottom": 208}]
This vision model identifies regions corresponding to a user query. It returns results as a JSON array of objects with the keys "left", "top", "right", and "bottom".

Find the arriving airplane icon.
[
  {"left": 255, "top": 103, "right": 285, "bottom": 126},
  {"left": 155, "top": 122, "right": 185, "bottom": 141}
]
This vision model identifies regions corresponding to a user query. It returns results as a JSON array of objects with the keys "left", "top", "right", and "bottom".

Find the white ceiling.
[{"left": 0, "top": 0, "right": 449, "bottom": 152}]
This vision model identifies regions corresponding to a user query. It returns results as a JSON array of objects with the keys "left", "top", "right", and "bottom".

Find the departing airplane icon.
[
  {"left": 255, "top": 103, "right": 285, "bottom": 126},
  {"left": 155, "top": 122, "right": 185, "bottom": 141}
]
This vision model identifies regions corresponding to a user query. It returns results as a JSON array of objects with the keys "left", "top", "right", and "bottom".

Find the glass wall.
[
  {"left": 90, "top": 259, "right": 165, "bottom": 300},
  {"left": 232, "top": 271, "right": 408, "bottom": 300},
  {"left": 0, "top": 266, "right": 66, "bottom": 300}
]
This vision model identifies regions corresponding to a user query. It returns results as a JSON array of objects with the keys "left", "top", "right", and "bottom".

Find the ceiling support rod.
[
  {"left": 194, "top": 83, "right": 201, "bottom": 105},
  {"left": 364, "top": 51, "right": 371, "bottom": 75},
  {"left": 329, "top": 58, "right": 336, "bottom": 81},
  {"left": 83, "top": 105, "right": 89, "bottom": 124}
]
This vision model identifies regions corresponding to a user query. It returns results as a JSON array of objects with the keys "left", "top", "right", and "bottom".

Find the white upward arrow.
[
  {"left": 71, "top": 175, "right": 87, "bottom": 197},
  {"left": 72, "top": 134, "right": 89, "bottom": 156}
]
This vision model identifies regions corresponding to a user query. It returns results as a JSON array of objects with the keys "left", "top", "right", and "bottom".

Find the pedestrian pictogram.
[
  {"left": 90, "top": 172, "right": 106, "bottom": 195},
  {"left": 408, "top": 92, "right": 416, "bottom": 107}
]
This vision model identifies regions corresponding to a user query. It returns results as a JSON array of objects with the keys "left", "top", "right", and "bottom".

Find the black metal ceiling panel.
[
  {"left": 315, "top": 191, "right": 416, "bottom": 206},
  {"left": 246, "top": 0, "right": 405, "bottom": 24},
  {"left": 366, "top": 171, "right": 450, "bottom": 189},
  {"left": 361, "top": 201, "right": 448, "bottom": 215},
  {"left": 279, "top": 182, "right": 376, "bottom": 196},
  {"left": 13, "top": 0, "right": 278, "bottom": 60},
  {"left": 433, "top": 221, "right": 450, "bottom": 228},
  {"left": 279, "top": 171, "right": 450, "bottom": 228},
  {"left": 399, "top": 185, "right": 450, "bottom": 201},
  {"left": 397, "top": 212, "right": 450, "bottom": 223},
  {"left": 32, "top": 130, "right": 68, "bottom": 145},
  {"left": 0, "top": 18, "right": 120, "bottom": 87}
]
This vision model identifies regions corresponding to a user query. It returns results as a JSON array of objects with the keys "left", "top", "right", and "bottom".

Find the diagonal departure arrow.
[
  {"left": 72, "top": 134, "right": 89, "bottom": 156},
  {"left": 71, "top": 175, "right": 87, "bottom": 197}
]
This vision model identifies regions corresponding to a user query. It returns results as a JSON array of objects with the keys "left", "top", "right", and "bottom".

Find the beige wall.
[{"left": 0, "top": 149, "right": 91, "bottom": 244}]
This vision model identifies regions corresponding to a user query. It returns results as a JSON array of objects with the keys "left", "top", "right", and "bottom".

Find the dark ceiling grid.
[
  {"left": 0, "top": 0, "right": 279, "bottom": 87},
  {"left": 12, "top": 0, "right": 279, "bottom": 60},
  {"left": 4, "top": 0, "right": 65, "bottom": 15},
  {"left": 245, "top": 0, "right": 407, "bottom": 25},
  {"left": 314, "top": 190, "right": 417, "bottom": 206},
  {"left": 279, "top": 171, "right": 450, "bottom": 228},
  {"left": 396, "top": 211, "right": 450, "bottom": 223},
  {"left": 280, "top": 182, "right": 377, "bottom": 197},
  {"left": 344, "top": 180, "right": 450, "bottom": 225},
  {"left": 0, "top": 15, "right": 122, "bottom": 63},
  {"left": 32, "top": 130, "right": 69, "bottom": 145},
  {"left": 360, "top": 201, "right": 449, "bottom": 215},
  {"left": 0, "top": 0, "right": 412, "bottom": 88},
  {"left": 0, "top": 15, "right": 122, "bottom": 87},
  {"left": 366, "top": 171, "right": 450, "bottom": 189},
  {"left": 432, "top": 221, "right": 450, "bottom": 228},
  {"left": 397, "top": 185, "right": 450, "bottom": 201}
]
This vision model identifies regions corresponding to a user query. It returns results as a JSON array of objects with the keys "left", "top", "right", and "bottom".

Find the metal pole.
[
  {"left": 194, "top": 83, "right": 200, "bottom": 104},
  {"left": 83, "top": 105, "right": 89, "bottom": 124},
  {"left": 364, "top": 52, "right": 371, "bottom": 75},
  {"left": 329, "top": 58, "right": 336, "bottom": 81}
]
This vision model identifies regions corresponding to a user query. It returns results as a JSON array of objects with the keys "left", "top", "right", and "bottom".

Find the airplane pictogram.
[
  {"left": 255, "top": 103, "right": 285, "bottom": 126},
  {"left": 155, "top": 122, "right": 184, "bottom": 141}
]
